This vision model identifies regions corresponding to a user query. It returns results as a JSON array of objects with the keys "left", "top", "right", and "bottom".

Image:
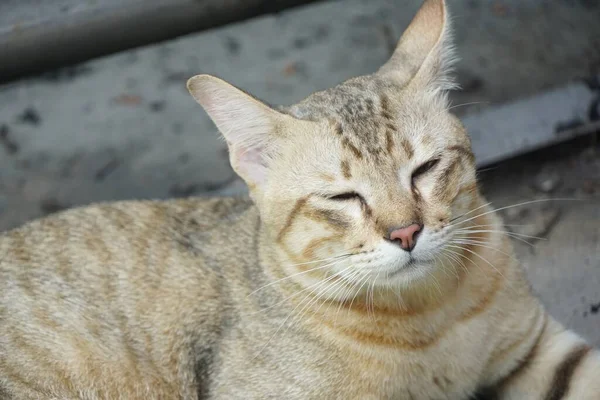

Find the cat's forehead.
[
  {"left": 286, "top": 76, "right": 451, "bottom": 161},
  {"left": 288, "top": 76, "right": 392, "bottom": 122},
  {"left": 288, "top": 75, "right": 445, "bottom": 134}
]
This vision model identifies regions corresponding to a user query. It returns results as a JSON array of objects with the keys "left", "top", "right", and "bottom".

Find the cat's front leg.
[{"left": 489, "top": 316, "right": 600, "bottom": 399}]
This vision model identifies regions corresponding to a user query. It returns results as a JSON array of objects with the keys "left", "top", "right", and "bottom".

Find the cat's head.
[{"left": 188, "top": 0, "right": 479, "bottom": 296}]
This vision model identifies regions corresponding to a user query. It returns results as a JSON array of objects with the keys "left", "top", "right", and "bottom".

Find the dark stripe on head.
[
  {"left": 385, "top": 130, "right": 394, "bottom": 154},
  {"left": 334, "top": 122, "right": 344, "bottom": 136},
  {"left": 380, "top": 95, "right": 394, "bottom": 121},
  {"left": 305, "top": 208, "right": 350, "bottom": 231},
  {"left": 342, "top": 137, "right": 363, "bottom": 159},
  {"left": 401, "top": 138, "right": 414, "bottom": 159},
  {"left": 361, "top": 202, "right": 373, "bottom": 220},
  {"left": 319, "top": 173, "right": 335, "bottom": 182},
  {"left": 448, "top": 145, "right": 475, "bottom": 163},
  {"left": 434, "top": 159, "right": 460, "bottom": 198},
  {"left": 340, "top": 160, "right": 352, "bottom": 179},
  {"left": 277, "top": 197, "right": 308, "bottom": 243},
  {"left": 544, "top": 344, "right": 591, "bottom": 400}
]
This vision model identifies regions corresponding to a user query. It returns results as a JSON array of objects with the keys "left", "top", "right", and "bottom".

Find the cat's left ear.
[
  {"left": 187, "top": 74, "right": 289, "bottom": 192},
  {"left": 378, "top": 0, "right": 456, "bottom": 92}
]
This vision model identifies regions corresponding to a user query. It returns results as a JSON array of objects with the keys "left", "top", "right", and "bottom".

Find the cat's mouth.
[{"left": 386, "top": 257, "right": 428, "bottom": 277}]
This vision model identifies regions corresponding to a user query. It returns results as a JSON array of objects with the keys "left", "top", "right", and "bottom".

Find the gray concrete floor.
[
  {"left": 478, "top": 139, "right": 600, "bottom": 346},
  {"left": 0, "top": 0, "right": 598, "bottom": 344}
]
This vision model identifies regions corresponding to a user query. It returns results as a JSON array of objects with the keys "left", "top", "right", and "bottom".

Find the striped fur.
[{"left": 1, "top": 0, "right": 598, "bottom": 399}]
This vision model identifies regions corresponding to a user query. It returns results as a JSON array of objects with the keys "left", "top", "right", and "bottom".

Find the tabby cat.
[{"left": 1, "top": 0, "right": 598, "bottom": 399}]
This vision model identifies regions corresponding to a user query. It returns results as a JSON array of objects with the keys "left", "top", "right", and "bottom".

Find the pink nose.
[{"left": 388, "top": 224, "right": 422, "bottom": 252}]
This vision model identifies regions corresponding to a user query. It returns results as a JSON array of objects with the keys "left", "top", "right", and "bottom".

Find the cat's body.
[
  {"left": 1, "top": 0, "right": 599, "bottom": 399},
  {"left": 1, "top": 197, "right": 598, "bottom": 399}
]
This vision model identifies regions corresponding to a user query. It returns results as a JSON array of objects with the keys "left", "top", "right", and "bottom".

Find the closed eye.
[
  {"left": 328, "top": 192, "right": 365, "bottom": 203},
  {"left": 411, "top": 158, "right": 440, "bottom": 184}
]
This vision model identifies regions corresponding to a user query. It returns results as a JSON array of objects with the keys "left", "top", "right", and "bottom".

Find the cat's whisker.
[
  {"left": 333, "top": 270, "right": 365, "bottom": 326},
  {"left": 476, "top": 166, "right": 499, "bottom": 174},
  {"left": 449, "top": 201, "right": 493, "bottom": 223},
  {"left": 285, "top": 253, "right": 353, "bottom": 268},
  {"left": 252, "top": 263, "right": 356, "bottom": 360},
  {"left": 426, "top": 268, "right": 443, "bottom": 299},
  {"left": 440, "top": 248, "right": 470, "bottom": 277},
  {"left": 453, "top": 229, "right": 545, "bottom": 241},
  {"left": 448, "top": 101, "right": 489, "bottom": 111},
  {"left": 306, "top": 269, "right": 354, "bottom": 310},
  {"left": 390, "top": 281, "right": 406, "bottom": 307},
  {"left": 435, "top": 253, "right": 459, "bottom": 281},
  {"left": 463, "top": 223, "right": 534, "bottom": 229},
  {"left": 367, "top": 276, "right": 374, "bottom": 321},
  {"left": 449, "top": 198, "right": 579, "bottom": 228},
  {"left": 443, "top": 245, "right": 488, "bottom": 278},
  {"left": 433, "top": 252, "right": 457, "bottom": 280},
  {"left": 445, "top": 244, "right": 517, "bottom": 293},
  {"left": 288, "top": 274, "right": 348, "bottom": 333},
  {"left": 368, "top": 272, "right": 381, "bottom": 322},
  {"left": 449, "top": 238, "right": 517, "bottom": 260},
  {"left": 307, "top": 270, "right": 362, "bottom": 329},
  {"left": 441, "top": 250, "right": 467, "bottom": 278},
  {"left": 347, "top": 271, "right": 372, "bottom": 317},
  {"left": 288, "top": 266, "right": 362, "bottom": 334},
  {"left": 247, "top": 255, "right": 351, "bottom": 298},
  {"left": 418, "top": 101, "right": 488, "bottom": 139},
  {"left": 453, "top": 230, "right": 538, "bottom": 247},
  {"left": 249, "top": 258, "right": 350, "bottom": 314}
]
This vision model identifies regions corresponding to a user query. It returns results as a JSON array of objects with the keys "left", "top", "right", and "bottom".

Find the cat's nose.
[{"left": 387, "top": 224, "right": 423, "bottom": 252}]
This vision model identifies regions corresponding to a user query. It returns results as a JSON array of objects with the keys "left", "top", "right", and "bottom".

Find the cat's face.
[
  {"left": 188, "top": 0, "right": 477, "bottom": 295},
  {"left": 260, "top": 75, "right": 476, "bottom": 292}
]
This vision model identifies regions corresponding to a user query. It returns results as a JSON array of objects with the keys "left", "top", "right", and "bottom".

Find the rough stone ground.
[
  {"left": 0, "top": 0, "right": 598, "bottom": 344},
  {"left": 478, "top": 137, "right": 600, "bottom": 347}
]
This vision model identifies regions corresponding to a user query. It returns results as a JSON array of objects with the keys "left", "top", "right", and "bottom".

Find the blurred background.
[{"left": 0, "top": 0, "right": 598, "bottom": 343}]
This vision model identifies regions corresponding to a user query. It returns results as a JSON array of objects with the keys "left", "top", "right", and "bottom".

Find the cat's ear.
[
  {"left": 187, "top": 74, "right": 284, "bottom": 189},
  {"left": 378, "top": 0, "right": 456, "bottom": 91}
]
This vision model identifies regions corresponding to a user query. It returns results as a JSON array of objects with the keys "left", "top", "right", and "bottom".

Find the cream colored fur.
[{"left": 1, "top": 0, "right": 598, "bottom": 399}]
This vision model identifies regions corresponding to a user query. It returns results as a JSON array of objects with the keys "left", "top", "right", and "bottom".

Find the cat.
[{"left": 1, "top": 0, "right": 598, "bottom": 398}]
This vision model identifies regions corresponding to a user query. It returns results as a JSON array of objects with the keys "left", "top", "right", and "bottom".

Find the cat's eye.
[
  {"left": 411, "top": 158, "right": 440, "bottom": 183},
  {"left": 328, "top": 192, "right": 364, "bottom": 202}
]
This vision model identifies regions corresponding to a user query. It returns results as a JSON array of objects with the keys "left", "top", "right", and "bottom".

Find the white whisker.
[
  {"left": 450, "top": 239, "right": 518, "bottom": 261},
  {"left": 249, "top": 258, "right": 350, "bottom": 314},
  {"left": 252, "top": 263, "right": 355, "bottom": 360},
  {"left": 445, "top": 244, "right": 516, "bottom": 293},
  {"left": 247, "top": 255, "right": 351, "bottom": 298},
  {"left": 450, "top": 198, "right": 578, "bottom": 228},
  {"left": 454, "top": 229, "right": 545, "bottom": 241}
]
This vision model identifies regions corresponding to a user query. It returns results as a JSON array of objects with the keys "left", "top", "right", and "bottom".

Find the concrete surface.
[
  {"left": 0, "top": 0, "right": 324, "bottom": 83},
  {"left": 0, "top": 0, "right": 598, "bottom": 344},
  {"left": 479, "top": 138, "right": 600, "bottom": 347},
  {"left": 463, "top": 81, "right": 599, "bottom": 166}
]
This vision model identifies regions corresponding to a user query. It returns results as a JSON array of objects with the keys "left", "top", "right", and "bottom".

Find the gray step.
[{"left": 0, "top": 0, "right": 321, "bottom": 83}]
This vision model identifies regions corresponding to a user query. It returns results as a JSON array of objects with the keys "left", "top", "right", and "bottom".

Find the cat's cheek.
[{"left": 449, "top": 186, "right": 475, "bottom": 219}]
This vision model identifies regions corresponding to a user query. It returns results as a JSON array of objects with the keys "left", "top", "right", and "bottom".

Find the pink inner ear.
[{"left": 234, "top": 146, "right": 268, "bottom": 186}]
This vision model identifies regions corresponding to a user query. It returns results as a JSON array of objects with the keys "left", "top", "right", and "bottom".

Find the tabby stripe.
[
  {"left": 276, "top": 197, "right": 308, "bottom": 243},
  {"left": 544, "top": 344, "right": 591, "bottom": 400},
  {"left": 496, "top": 314, "right": 547, "bottom": 391}
]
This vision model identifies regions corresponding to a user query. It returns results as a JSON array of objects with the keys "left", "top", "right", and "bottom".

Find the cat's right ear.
[
  {"left": 187, "top": 75, "right": 284, "bottom": 190},
  {"left": 378, "top": 0, "right": 456, "bottom": 92}
]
